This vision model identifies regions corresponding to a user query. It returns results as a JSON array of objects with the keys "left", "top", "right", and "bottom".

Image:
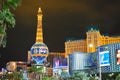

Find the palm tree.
[
  {"left": 0, "top": 0, "right": 21, "bottom": 47},
  {"left": 36, "top": 66, "right": 44, "bottom": 80},
  {"left": 27, "top": 65, "right": 44, "bottom": 80},
  {"left": 27, "top": 65, "right": 37, "bottom": 79}
]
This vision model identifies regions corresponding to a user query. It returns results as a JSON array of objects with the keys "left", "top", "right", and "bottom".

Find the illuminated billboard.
[
  {"left": 53, "top": 58, "right": 68, "bottom": 68},
  {"left": 116, "top": 49, "right": 120, "bottom": 65},
  {"left": 99, "top": 51, "right": 110, "bottom": 66},
  {"left": 88, "top": 53, "right": 97, "bottom": 67}
]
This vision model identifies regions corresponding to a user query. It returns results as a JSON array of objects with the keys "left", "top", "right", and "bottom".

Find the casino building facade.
[{"left": 65, "top": 26, "right": 120, "bottom": 57}]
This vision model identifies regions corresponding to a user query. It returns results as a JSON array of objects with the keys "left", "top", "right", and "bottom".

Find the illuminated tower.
[
  {"left": 36, "top": 8, "right": 43, "bottom": 43},
  {"left": 30, "top": 8, "right": 49, "bottom": 65},
  {"left": 86, "top": 26, "right": 101, "bottom": 53}
]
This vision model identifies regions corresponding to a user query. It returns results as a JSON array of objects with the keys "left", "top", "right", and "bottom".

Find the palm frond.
[
  {"left": 0, "top": 0, "right": 21, "bottom": 47},
  {"left": 2, "top": 0, "right": 22, "bottom": 9}
]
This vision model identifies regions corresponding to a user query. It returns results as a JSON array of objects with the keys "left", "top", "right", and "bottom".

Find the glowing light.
[{"left": 89, "top": 44, "right": 93, "bottom": 48}]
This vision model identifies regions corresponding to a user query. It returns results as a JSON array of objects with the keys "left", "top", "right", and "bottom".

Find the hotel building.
[{"left": 65, "top": 26, "right": 120, "bottom": 57}]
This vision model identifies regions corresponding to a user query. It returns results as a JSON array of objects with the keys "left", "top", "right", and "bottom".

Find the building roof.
[{"left": 86, "top": 25, "right": 99, "bottom": 32}]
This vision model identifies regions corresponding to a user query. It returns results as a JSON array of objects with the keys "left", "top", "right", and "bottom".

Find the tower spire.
[{"left": 36, "top": 7, "right": 43, "bottom": 43}]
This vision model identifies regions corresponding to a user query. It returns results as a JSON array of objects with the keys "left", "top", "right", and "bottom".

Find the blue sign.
[
  {"left": 99, "top": 51, "right": 110, "bottom": 66},
  {"left": 30, "top": 43, "right": 49, "bottom": 65}
]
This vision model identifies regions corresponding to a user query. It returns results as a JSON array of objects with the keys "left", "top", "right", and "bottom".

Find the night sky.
[{"left": 0, "top": 0, "right": 120, "bottom": 68}]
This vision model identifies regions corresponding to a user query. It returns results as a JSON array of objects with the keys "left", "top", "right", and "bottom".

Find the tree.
[
  {"left": 12, "top": 71, "right": 23, "bottom": 80},
  {"left": 36, "top": 66, "right": 44, "bottom": 80},
  {"left": 71, "top": 71, "right": 89, "bottom": 80},
  {"left": 60, "top": 71, "right": 70, "bottom": 80},
  {"left": 116, "top": 74, "right": 120, "bottom": 80},
  {"left": 50, "top": 76, "right": 58, "bottom": 80},
  {"left": 42, "top": 76, "right": 50, "bottom": 80},
  {"left": 1, "top": 71, "right": 23, "bottom": 80},
  {"left": 0, "top": 0, "right": 21, "bottom": 47},
  {"left": 42, "top": 76, "right": 58, "bottom": 80},
  {"left": 27, "top": 65, "right": 44, "bottom": 80},
  {"left": 27, "top": 65, "right": 37, "bottom": 79},
  {"left": 89, "top": 76, "right": 98, "bottom": 80},
  {"left": 88, "top": 74, "right": 99, "bottom": 80}
]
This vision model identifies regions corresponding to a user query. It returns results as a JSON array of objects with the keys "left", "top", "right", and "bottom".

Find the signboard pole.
[{"left": 98, "top": 48, "right": 102, "bottom": 80}]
